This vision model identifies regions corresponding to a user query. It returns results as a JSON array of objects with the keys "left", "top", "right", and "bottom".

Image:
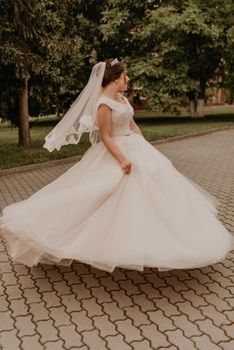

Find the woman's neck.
[{"left": 101, "top": 85, "right": 120, "bottom": 100}]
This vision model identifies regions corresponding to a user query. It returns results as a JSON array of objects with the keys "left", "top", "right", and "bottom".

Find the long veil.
[{"left": 43, "top": 62, "right": 106, "bottom": 152}]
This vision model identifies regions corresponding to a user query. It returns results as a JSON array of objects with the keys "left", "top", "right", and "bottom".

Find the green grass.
[
  {"left": 0, "top": 105, "right": 233, "bottom": 169},
  {"left": 138, "top": 120, "right": 234, "bottom": 141},
  {"left": 0, "top": 126, "right": 90, "bottom": 169}
]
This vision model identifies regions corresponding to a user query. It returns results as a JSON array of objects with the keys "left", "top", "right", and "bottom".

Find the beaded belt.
[{"left": 112, "top": 130, "right": 135, "bottom": 137}]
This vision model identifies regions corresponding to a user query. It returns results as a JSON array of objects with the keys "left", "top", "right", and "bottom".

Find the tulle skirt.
[{"left": 1, "top": 133, "right": 234, "bottom": 272}]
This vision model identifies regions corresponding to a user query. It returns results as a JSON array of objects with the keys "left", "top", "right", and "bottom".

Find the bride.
[{"left": 0, "top": 58, "right": 234, "bottom": 272}]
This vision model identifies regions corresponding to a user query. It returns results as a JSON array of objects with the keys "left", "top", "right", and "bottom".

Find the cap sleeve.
[{"left": 96, "top": 96, "right": 114, "bottom": 110}]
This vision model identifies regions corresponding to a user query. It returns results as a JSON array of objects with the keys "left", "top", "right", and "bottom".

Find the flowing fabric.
[{"left": 1, "top": 95, "right": 234, "bottom": 272}]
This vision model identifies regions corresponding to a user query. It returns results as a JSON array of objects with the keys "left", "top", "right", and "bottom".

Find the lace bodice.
[{"left": 96, "top": 94, "right": 134, "bottom": 136}]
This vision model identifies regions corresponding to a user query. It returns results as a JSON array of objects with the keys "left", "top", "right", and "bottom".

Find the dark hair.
[{"left": 102, "top": 58, "right": 125, "bottom": 87}]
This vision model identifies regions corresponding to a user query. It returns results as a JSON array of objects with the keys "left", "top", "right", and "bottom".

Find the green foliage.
[{"left": 101, "top": 0, "right": 234, "bottom": 109}]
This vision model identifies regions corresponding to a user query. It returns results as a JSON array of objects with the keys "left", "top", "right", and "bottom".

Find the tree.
[
  {"left": 0, "top": 0, "right": 71, "bottom": 146},
  {"left": 100, "top": 0, "right": 234, "bottom": 117},
  {"left": 0, "top": 0, "right": 109, "bottom": 147},
  {"left": 1, "top": 0, "right": 35, "bottom": 146},
  {"left": 221, "top": 4, "right": 234, "bottom": 104}
]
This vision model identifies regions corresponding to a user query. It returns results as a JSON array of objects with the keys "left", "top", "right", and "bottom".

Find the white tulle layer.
[{"left": 1, "top": 133, "right": 234, "bottom": 272}]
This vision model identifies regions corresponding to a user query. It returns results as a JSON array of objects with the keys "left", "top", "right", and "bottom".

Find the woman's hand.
[{"left": 120, "top": 159, "right": 132, "bottom": 175}]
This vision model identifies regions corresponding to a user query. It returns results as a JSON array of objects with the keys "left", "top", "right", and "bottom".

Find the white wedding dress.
[{"left": 0, "top": 95, "right": 234, "bottom": 272}]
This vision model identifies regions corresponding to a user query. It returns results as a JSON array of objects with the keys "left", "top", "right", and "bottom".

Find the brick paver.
[{"left": 0, "top": 129, "right": 233, "bottom": 350}]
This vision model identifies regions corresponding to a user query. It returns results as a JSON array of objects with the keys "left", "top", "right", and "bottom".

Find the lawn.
[{"left": 0, "top": 105, "right": 233, "bottom": 169}]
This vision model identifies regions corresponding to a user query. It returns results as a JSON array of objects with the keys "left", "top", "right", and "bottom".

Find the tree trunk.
[
  {"left": 18, "top": 78, "right": 31, "bottom": 147},
  {"left": 189, "top": 98, "right": 205, "bottom": 118},
  {"left": 194, "top": 79, "right": 206, "bottom": 118},
  {"left": 56, "top": 102, "right": 61, "bottom": 118},
  {"left": 188, "top": 80, "right": 206, "bottom": 119},
  {"left": 195, "top": 98, "right": 205, "bottom": 118},
  {"left": 189, "top": 100, "right": 196, "bottom": 118}
]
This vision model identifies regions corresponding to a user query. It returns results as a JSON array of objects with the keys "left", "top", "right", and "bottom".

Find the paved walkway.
[{"left": 0, "top": 129, "right": 233, "bottom": 350}]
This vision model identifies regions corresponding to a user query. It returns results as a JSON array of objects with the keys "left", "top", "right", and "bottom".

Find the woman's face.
[{"left": 116, "top": 70, "right": 129, "bottom": 92}]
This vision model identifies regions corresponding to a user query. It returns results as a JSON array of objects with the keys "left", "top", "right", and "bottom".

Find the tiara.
[{"left": 110, "top": 58, "right": 119, "bottom": 66}]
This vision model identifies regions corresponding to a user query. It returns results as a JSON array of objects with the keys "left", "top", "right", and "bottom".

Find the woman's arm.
[
  {"left": 130, "top": 118, "right": 144, "bottom": 137},
  {"left": 97, "top": 104, "right": 131, "bottom": 174}
]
